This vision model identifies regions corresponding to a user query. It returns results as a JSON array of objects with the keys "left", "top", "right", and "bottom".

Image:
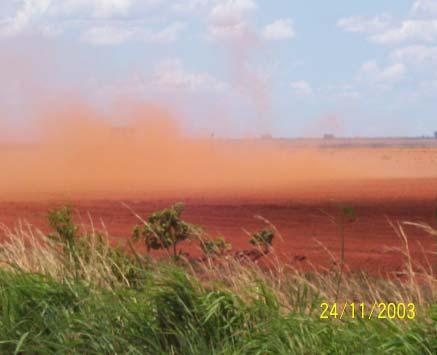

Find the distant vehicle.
[
  {"left": 323, "top": 134, "right": 335, "bottom": 140},
  {"left": 261, "top": 134, "right": 273, "bottom": 140},
  {"left": 434, "top": 131, "right": 437, "bottom": 139}
]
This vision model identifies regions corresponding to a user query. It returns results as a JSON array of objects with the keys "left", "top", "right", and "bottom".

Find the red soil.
[
  {"left": 2, "top": 99, "right": 436, "bottom": 276},
  {"left": 1, "top": 177, "right": 436, "bottom": 275}
]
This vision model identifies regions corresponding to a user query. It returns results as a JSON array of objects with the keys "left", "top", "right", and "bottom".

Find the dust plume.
[{"left": 1, "top": 99, "right": 435, "bottom": 201}]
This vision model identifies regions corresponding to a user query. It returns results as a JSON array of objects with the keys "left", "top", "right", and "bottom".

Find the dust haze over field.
[
  {"left": 1, "top": 98, "right": 437, "bottom": 201},
  {"left": 1, "top": 40, "right": 436, "bottom": 201}
]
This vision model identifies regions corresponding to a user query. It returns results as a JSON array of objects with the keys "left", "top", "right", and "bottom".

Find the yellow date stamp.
[{"left": 320, "top": 302, "right": 416, "bottom": 320}]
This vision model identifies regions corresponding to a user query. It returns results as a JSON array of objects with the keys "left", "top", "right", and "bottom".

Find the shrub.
[
  {"left": 47, "top": 206, "right": 77, "bottom": 252},
  {"left": 47, "top": 206, "right": 82, "bottom": 277},
  {"left": 132, "top": 203, "right": 199, "bottom": 258},
  {"left": 200, "top": 236, "right": 232, "bottom": 257},
  {"left": 250, "top": 229, "right": 274, "bottom": 254},
  {"left": 47, "top": 206, "right": 139, "bottom": 285}
]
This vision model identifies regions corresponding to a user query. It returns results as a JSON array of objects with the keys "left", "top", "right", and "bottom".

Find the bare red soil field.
[
  {"left": 1, "top": 110, "right": 437, "bottom": 275},
  {"left": 1, "top": 177, "right": 436, "bottom": 275}
]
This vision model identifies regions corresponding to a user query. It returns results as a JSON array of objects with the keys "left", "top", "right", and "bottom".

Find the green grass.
[
  {"left": 0, "top": 208, "right": 436, "bottom": 354},
  {"left": 0, "top": 268, "right": 435, "bottom": 354}
]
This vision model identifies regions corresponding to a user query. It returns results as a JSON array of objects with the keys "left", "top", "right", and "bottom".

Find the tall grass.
[{"left": 0, "top": 214, "right": 436, "bottom": 354}]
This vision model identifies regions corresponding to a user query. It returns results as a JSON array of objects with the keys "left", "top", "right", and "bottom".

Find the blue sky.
[{"left": 1, "top": 0, "right": 437, "bottom": 137}]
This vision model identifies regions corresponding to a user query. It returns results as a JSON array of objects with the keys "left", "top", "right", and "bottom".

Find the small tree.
[
  {"left": 250, "top": 229, "right": 274, "bottom": 254},
  {"left": 132, "top": 203, "right": 197, "bottom": 258},
  {"left": 319, "top": 205, "right": 357, "bottom": 300},
  {"left": 336, "top": 206, "right": 356, "bottom": 300},
  {"left": 47, "top": 206, "right": 82, "bottom": 277},
  {"left": 200, "top": 236, "right": 231, "bottom": 257}
]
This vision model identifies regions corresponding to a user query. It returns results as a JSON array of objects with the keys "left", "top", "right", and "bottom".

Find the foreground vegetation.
[{"left": 0, "top": 205, "right": 436, "bottom": 354}]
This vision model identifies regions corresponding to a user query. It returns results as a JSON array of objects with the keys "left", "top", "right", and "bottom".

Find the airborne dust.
[
  {"left": 1, "top": 99, "right": 436, "bottom": 201},
  {"left": 1, "top": 41, "right": 436, "bottom": 202}
]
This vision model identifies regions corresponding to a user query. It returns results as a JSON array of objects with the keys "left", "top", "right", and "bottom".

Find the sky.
[{"left": 0, "top": 0, "right": 437, "bottom": 138}]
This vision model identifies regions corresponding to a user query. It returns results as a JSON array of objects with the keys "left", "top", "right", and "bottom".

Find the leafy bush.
[
  {"left": 250, "top": 229, "right": 275, "bottom": 254},
  {"left": 132, "top": 203, "right": 199, "bottom": 258},
  {"left": 47, "top": 206, "right": 83, "bottom": 277},
  {"left": 47, "top": 206, "right": 140, "bottom": 285},
  {"left": 47, "top": 206, "right": 78, "bottom": 252},
  {"left": 200, "top": 236, "right": 232, "bottom": 257}
]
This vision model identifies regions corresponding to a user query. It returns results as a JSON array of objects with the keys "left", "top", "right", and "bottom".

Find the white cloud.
[
  {"left": 208, "top": 0, "right": 257, "bottom": 41},
  {"left": 371, "top": 19, "right": 437, "bottom": 44},
  {"left": 337, "top": 15, "right": 391, "bottom": 34},
  {"left": 261, "top": 18, "right": 295, "bottom": 41},
  {"left": 0, "top": 0, "right": 51, "bottom": 37},
  {"left": 0, "top": 0, "right": 258, "bottom": 44},
  {"left": 338, "top": 6, "right": 437, "bottom": 45},
  {"left": 0, "top": 0, "right": 139, "bottom": 38},
  {"left": 81, "top": 22, "right": 185, "bottom": 45},
  {"left": 153, "top": 59, "right": 227, "bottom": 92},
  {"left": 339, "top": 91, "right": 360, "bottom": 99},
  {"left": 418, "top": 78, "right": 437, "bottom": 93},
  {"left": 38, "top": 22, "right": 63, "bottom": 37},
  {"left": 54, "top": 0, "right": 133, "bottom": 19},
  {"left": 81, "top": 25, "right": 134, "bottom": 45},
  {"left": 208, "top": 21, "right": 252, "bottom": 40},
  {"left": 325, "top": 84, "right": 361, "bottom": 99},
  {"left": 390, "top": 45, "right": 437, "bottom": 66},
  {"left": 143, "top": 22, "right": 186, "bottom": 44},
  {"left": 290, "top": 80, "right": 312, "bottom": 96},
  {"left": 356, "top": 61, "right": 406, "bottom": 88},
  {"left": 209, "top": 0, "right": 257, "bottom": 25},
  {"left": 171, "top": 0, "right": 212, "bottom": 14},
  {"left": 339, "top": 5, "right": 437, "bottom": 96},
  {"left": 412, "top": 0, "right": 437, "bottom": 16}
]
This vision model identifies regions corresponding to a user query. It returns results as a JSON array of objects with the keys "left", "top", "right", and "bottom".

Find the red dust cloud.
[
  {"left": 1, "top": 39, "right": 436, "bottom": 203},
  {"left": 1, "top": 99, "right": 437, "bottom": 202}
]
